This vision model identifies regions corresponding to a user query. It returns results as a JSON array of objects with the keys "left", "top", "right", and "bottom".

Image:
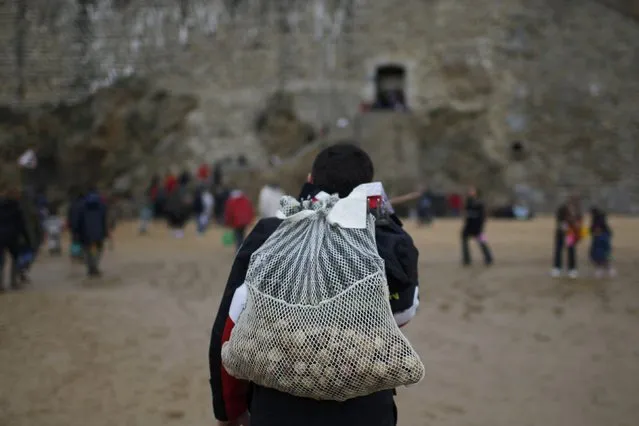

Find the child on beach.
[
  {"left": 193, "top": 185, "right": 214, "bottom": 236},
  {"left": 44, "top": 203, "right": 64, "bottom": 255},
  {"left": 589, "top": 207, "right": 615, "bottom": 278}
]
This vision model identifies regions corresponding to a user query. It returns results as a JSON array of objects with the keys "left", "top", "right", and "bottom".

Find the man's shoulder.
[
  {"left": 236, "top": 218, "right": 283, "bottom": 254},
  {"left": 252, "top": 217, "right": 283, "bottom": 236},
  {"left": 375, "top": 215, "right": 410, "bottom": 235},
  {"left": 375, "top": 215, "right": 416, "bottom": 250}
]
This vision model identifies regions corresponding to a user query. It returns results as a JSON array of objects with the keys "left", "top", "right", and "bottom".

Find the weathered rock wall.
[
  {"left": 0, "top": 77, "right": 197, "bottom": 198},
  {"left": 0, "top": 0, "right": 638, "bottom": 211}
]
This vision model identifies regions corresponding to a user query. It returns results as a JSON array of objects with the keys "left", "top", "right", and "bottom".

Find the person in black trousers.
[
  {"left": 67, "top": 187, "right": 85, "bottom": 261},
  {"left": 0, "top": 182, "right": 32, "bottom": 291},
  {"left": 74, "top": 187, "right": 109, "bottom": 277},
  {"left": 461, "top": 187, "right": 493, "bottom": 266},
  {"left": 551, "top": 196, "right": 582, "bottom": 279}
]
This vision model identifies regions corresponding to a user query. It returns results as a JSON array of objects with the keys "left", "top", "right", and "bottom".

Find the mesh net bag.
[{"left": 221, "top": 189, "right": 425, "bottom": 401}]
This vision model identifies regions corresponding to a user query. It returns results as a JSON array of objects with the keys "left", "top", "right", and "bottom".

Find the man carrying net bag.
[{"left": 209, "top": 143, "right": 424, "bottom": 426}]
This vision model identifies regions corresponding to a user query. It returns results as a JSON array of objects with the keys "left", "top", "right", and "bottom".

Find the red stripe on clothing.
[{"left": 220, "top": 316, "right": 249, "bottom": 420}]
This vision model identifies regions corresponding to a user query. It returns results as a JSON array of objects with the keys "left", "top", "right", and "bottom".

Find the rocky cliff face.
[
  {"left": 1, "top": 0, "right": 638, "bottom": 211},
  {"left": 0, "top": 77, "right": 197, "bottom": 198}
]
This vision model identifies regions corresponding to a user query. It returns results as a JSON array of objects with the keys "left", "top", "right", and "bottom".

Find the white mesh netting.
[{"left": 222, "top": 192, "right": 424, "bottom": 401}]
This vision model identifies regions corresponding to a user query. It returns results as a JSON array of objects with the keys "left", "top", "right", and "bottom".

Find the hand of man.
[{"left": 233, "top": 411, "right": 251, "bottom": 426}]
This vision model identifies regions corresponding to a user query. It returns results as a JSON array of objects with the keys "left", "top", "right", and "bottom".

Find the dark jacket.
[
  {"left": 463, "top": 197, "right": 486, "bottom": 236},
  {"left": 214, "top": 188, "right": 231, "bottom": 220},
  {"left": 589, "top": 210, "right": 611, "bottom": 237},
  {"left": 166, "top": 186, "right": 192, "bottom": 227},
  {"left": 209, "top": 184, "right": 420, "bottom": 426},
  {"left": 556, "top": 203, "right": 582, "bottom": 232},
  {"left": 0, "top": 197, "right": 31, "bottom": 248},
  {"left": 589, "top": 210, "right": 612, "bottom": 263},
  {"left": 68, "top": 196, "right": 85, "bottom": 239},
  {"left": 76, "top": 192, "right": 108, "bottom": 245},
  {"left": 192, "top": 187, "right": 205, "bottom": 215},
  {"left": 18, "top": 195, "right": 43, "bottom": 250}
]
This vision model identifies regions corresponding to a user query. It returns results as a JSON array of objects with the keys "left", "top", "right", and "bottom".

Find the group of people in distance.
[
  {"left": 552, "top": 195, "right": 615, "bottom": 279},
  {"left": 138, "top": 170, "right": 287, "bottom": 251},
  {"left": 0, "top": 172, "right": 110, "bottom": 288},
  {"left": 458, "top": 188, "right": 615, "bottom": 277}
]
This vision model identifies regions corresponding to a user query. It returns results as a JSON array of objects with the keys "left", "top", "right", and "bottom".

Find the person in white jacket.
[
  {"left": 18, "top": 148, "right": 37, "bottom": 169},
  {"left": 258, "top": 183, "right": 284, "bottom": 218}
]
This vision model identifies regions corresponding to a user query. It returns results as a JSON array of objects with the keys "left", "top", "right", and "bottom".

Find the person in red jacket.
[
  {"left": 164, "top": 173, "right": 178, "bottom": 195},
  {"left": 448, "top": 192, "right": 463, "bottom": 217},
  {"left": 224, "top": 190, "right": 255, "bottom": 250},
  {"left": 197, "top": 163, "right": 210, "bottom": 183}
]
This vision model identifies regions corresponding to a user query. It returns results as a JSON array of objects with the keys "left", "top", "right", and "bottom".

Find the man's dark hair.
[{"left": 311, "top": 142, "right": 374, "bottom": 197}]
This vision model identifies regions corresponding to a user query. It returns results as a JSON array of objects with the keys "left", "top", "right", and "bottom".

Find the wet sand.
[{"left": 1, "top": 218, "right": 638, "bottom": 426}]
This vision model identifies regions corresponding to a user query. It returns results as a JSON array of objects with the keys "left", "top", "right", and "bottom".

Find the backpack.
[{"left": 222, "top": 185, "right": 424, "bottom": 401}]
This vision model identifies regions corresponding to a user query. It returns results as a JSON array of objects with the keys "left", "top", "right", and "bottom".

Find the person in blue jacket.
[
  {"left": 74, "top": 187, "right": 108, "bottom": 277},
  {"left": 589, "top": 207, "right": 615, "bottom": 278}
]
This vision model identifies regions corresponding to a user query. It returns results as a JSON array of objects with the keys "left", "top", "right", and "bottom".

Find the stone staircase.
[{"left": 355, "top": 112, "right": 421, "bottom": 192}]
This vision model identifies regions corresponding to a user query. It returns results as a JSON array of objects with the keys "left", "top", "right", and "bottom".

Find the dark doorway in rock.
[
  {"left": 373, "top": 64, "right": 408, "bottom": 111},
  {"left": 511, "top": 140, "right": 526, "bottom": 161}
]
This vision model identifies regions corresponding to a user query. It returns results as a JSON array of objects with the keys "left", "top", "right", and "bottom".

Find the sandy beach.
[{"left": 1, "top": 217, "right": 638, "bottom": 426}]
